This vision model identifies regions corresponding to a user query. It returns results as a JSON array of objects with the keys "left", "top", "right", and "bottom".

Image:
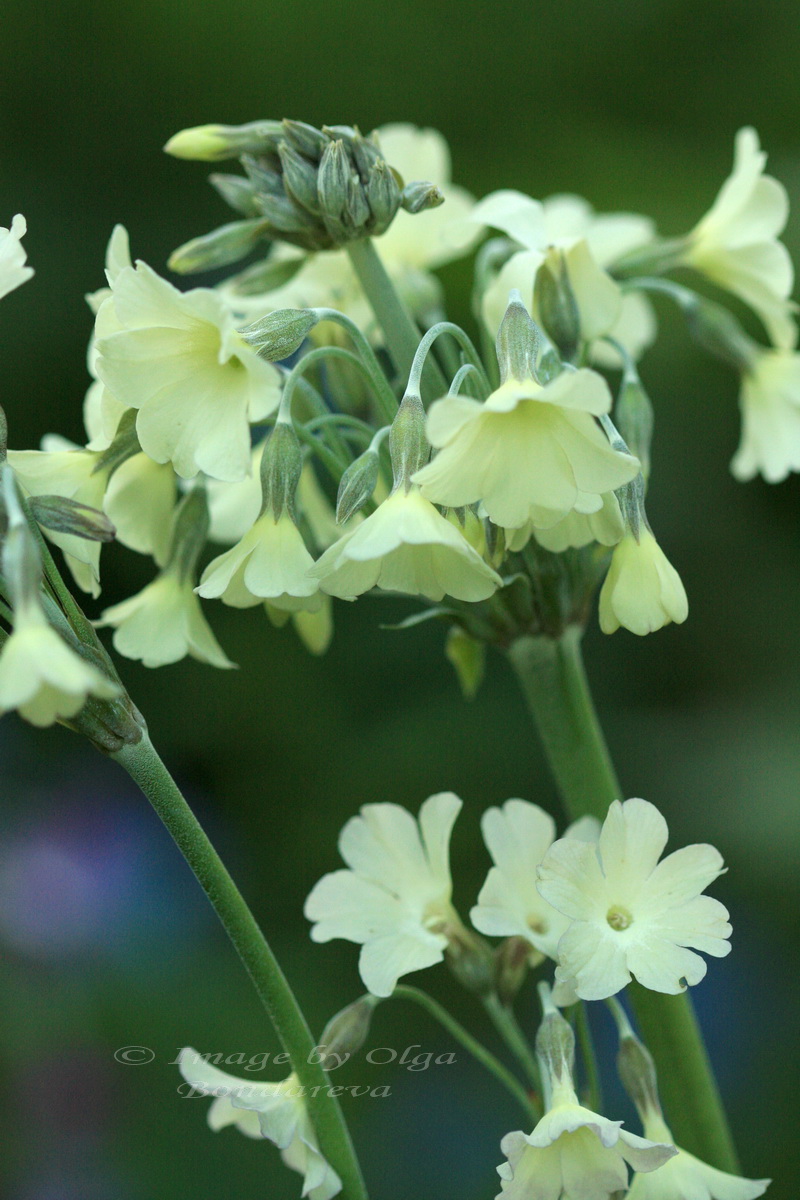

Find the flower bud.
[
  {"left": 445, "top": 625, "right": 485, "bottom": 700},
  {"left": 616, "top": 1032, "right": 661, "bottom": 1120},
  {"left": 164, "top": 120, "right": 283, "bottom": 162},
  {"left": 208, "top": 173, "right": 263, "bottom": 217},
  {"left": 240, "top": 308, "right": 318, "bottom": 361},
  {"left": 242, "top": 153, "right": 285, "bottom": 197},
  {"left": 615, "top": 372, "right": 654, "bottom": 482},
  {"left": 535, "top": 997, "right": 575, "bottom": 1090},
  {"left": 347, "top": 131, "right": 383, "bottom": 179},
  {"left": 366, "top": 160, "right": 402, "bottom": 230},
  {"left": 389, "top": 393, "right": 430, "bottom": 489},
  {"left": 257, "top": 191, "right": 320, "bottom": 238},
  {"left": 260, "top": 420, "right": 303, "bottom": 520},
  {"left": 168, "top": 219, "right": 270, "bottom": 274},
  {"left": 278, "top": 141, "right": 322, "bottom": 216},
  {"left": 401, "top": 180, "right": 445, "bottom": 214},
  {"left": 444, "top": 924, "right": 495, "bottom": 996},
  {"left": 336, "top": 448, "right": 380, "bottom": 523},
  {"left": 345, "top": 171, "right": 370, "bottom": 232},
  {"left": 313, "top": 995, "right": 379, "bottom": 1071},
  {"left": 317, "top": 139, "right": 351, "bottom": 235},
  {"left": 496, "top": 291, "right": 541, "bottom": 383},
  {"left": 29, "top": 496, "right": 116, "bottom": 543},
  {"left": 534, "top": 248, "right": 581, "bottom": 363},
  {"left": 281, "top": 118, "right": 330, "bottom": 161},
  {"left": 226, "top": 255, "right": 307, "bottom": 297}
]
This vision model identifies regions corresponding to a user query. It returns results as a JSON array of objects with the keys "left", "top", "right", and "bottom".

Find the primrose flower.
[
  {"left": 627, "top": 1112, "right": 769, "bottom": 1200},
  {"left": 682, "top": 127, "right": 796, "bottom": 349},
  {"left": 310, "top": 485, "right": 502, "bottom": 602},
  {"left": 95, "top": 258, "right": 281, "bottom": 481},
  {"left": 599, "top": 528, "right": 688, "bottom": 636},
  {"left": 731, "top": 347, "right": 800, "bottom": 482},
  {"left": 177, "top": 1048, "right": 341, "bottom": 1200},
  {"left": 0, "top": 214, "right": 34, "bottom": 300},
  {"left": 537, "top": 798, "right": 732, "bottom": 1000},
  {"left": 471, "top": 800, "right": 600, "bottom": 961},
  {"left": 0, "top": 606, "right": 118, "bottom": 727},
  {"left": 304, "top": 793, "right": 464, "bottom": 997},
  {"left": 533, "top": 491, "right": 624, "bottom": 553},
  {"left": 99, "top": 571, "right": 234, "bottom": 669},
  {"left": 197, "top": 510, "right": 320, "bottom": 611},
  {"left": 413, "top": 373, "right": 639, "bottom": 530}
]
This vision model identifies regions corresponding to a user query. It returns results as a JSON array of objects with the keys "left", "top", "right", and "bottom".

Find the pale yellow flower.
[
  {"left": 0, "top": 214, "right": 34, "bottom": 300},
  {"left": 197, "top": 511, "right": 320, "bottom": 611},
  {"left": 599, "top": 528, "right": 688, "bottom": 636},
  {"left": 99, "top": 572, "right": 234, "bottom": 669},
  {"left": 731, "top": 347, "right": 800, "bottom": 482},
  {"left": 628, "top": 1111, "right": 769, "bottom": 1200}
]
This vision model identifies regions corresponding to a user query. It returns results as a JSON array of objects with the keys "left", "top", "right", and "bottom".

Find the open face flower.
[
  {"left": 537, "top": 798, "right": 732, "bottom": 1000},
  {"left": 627, "top": 1112, "right": 769, "bottom": 1200},
  {"left": 413, "top": 373, "right": 639, "bottom": 530},
  {"left": 99, "top": 571, "right": 234, "bottom": 669},
  {"left": 197, "top": 510, "right": 320, "bottom": 611},
  {"left": 311, "top": 485, "right": 502, "bottom": 602},
  {"left": 731, "top": 347, "right": 800, "bottom": 482},
  {"left": 599, "top": 528, "right": 688, "bottom": 636},
  {"left": 0, "top": 607, "right": 118, "bottom": 727},
  {"left": 682, "top": 127, "right": 796, "bottom": 349},
  {"left": 177, "top": 1048, "right": 341, "bottom": 1200},
  {"left": 0, "top": 214, "right": 34, "bottom": 300},
  {"left": 95, "top": 258, "right": 281, "bottom": 481},
  {"left": 471, "top": 800, "right": 599, "bottom": 961},
  {"left": 304, "top": 793, "right": 463, "bottom": 997}
]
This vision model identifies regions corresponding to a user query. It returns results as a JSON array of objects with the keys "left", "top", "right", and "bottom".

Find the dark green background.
[{"left": 1, "top": 2, "right": 797, "bottom": 1197}]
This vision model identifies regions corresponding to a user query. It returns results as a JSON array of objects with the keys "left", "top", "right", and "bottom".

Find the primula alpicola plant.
[{"left": 0, "top": 117, "right": 786, "bottom": 1198}]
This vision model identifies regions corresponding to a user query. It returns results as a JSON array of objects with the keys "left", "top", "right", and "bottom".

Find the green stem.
[
  {"left": 392, "top": 986, "right": 538, "bottom": 1121},
  {"left": 312, "top": 307, "right": 399, "bottom": 423},
  {"left": 113, "top": 734, "right": 368, "bottom": 1200},
  {"left": 345, "top": 238, "right": 448, "bottom": 397},
  {"left": 483, "top": 991, "right": 541, "bottom": 1095},
  {"left": 506, "top": 626, "right": 739, "bottom": 1172},
  {"left": 574, "top": 1002, "right": 602, "bottom": 1113}
]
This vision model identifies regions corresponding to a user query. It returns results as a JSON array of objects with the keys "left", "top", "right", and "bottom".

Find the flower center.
[{"left": 606, "top": 904, "right": 633, "bottom": 931}]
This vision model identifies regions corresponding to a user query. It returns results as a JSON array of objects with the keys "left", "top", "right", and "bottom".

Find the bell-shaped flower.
[
  {"left": 471, "top": 800, "right": 599, "bottom": 962},
  {"left": 474, "top": 190, "right": 656, "bottom": 364},
  {"left": 627, "top": 1111, "right": 769, "bottom": 1200},
  {"left": 304, "top": 793, "right": 464, "bottom": 997},
  {"left": 731, "top": 346, "right": 800, "bottom": 482},
  {"left": 102, "top": 451, "right": 177, "bottom": 566},
  {"left": 0, "top": 214, "right": 34, "bottom": 300},
  {"left": 537, "top": 798, "right": 732, "bottom": 1001},
  {"left": 599, "top": 527, "right": 688, "bottom": 636},
  {"left": 0, "top": 605, "right": 118, "bottom": 727},
  {"left": 95, "top": 257, "right": 281, "bottom": 481},
  {"left": 177, "top": 1048, "right": 341, "bottom": 1200},
  {"left": 83, "top": 225, "right": 135, "bottom": 451},
  {"left": 197, "top": 509, "right": 321, "bottom": 611},
  {"left": 310, "top": 484, "right": 502, "bottom": 602},
  {"left": 413, "top": 373, "right": 639, "bottom": 530},
  {"left": 533, "top": 491, "right": 624, "bottom": 553},
  {"left": 682, "top": 127, "right": 796, "bottom": 349}
]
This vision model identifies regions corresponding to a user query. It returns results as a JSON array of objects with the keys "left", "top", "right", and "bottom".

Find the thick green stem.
[
  {"left": 345, "top": 238, "right": 448, "bottom": 397},
  {"left": 113, "top": 734, "right": 368, "bottom": 1200},
  {"left": 506, "top": 627, "right": 739, "bottom": 1172},
  {"left": 392, "top": 986, "right": 538, "bottom": 1121}
]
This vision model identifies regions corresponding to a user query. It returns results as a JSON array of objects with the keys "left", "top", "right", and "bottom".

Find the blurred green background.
[{"left": 1, "top": 1, "right": 798, "bottom": 1197}]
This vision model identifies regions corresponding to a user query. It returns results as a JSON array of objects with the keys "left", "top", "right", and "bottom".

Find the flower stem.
[
  {"left": 482, "top": 990, "right": 542, "bottom": 1095},
  {"left": 113, "top": 733, "right": 369, "bottom": 1200},
  {"left": 392, "top": 986, "right": 538, "bottom": 1121},
  {"left": 506, "top": 626, "right": 739, "bottom": 1172},
  {"left": 574, "top": 1002, "right": 602, "bottom": 1114},
  {"left": 345, "top": 238, "right": 448, "bottom": 397}
]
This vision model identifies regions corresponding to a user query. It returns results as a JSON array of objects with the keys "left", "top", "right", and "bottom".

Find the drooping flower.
[
  {"left": 598, "top": 527, "right": 688, "bottom": 636},
  {"left": 537, "top": 798, "right": 732, "bottom": 1001},
  {"left": 413, "top": 373, "right": 639, "bottom": 530},
  {"left": 310, "top": 485, "right": 502, "bottom": 602},
  {"left": 627, "top": 1111, "right": 769, "bottom": 1200},
  {"left": 681, "top": 127, "right": 796, "bottom": 349},
  {"left": 95, "top": 257, "right": 281, "bottom": 481},
  {"left": 532, "top": 491, "right": 624, "bottom": 553},
  {"left": 197, "top": 509, "right": 321, "bottom": 611},
  {"left": 0, "top": 214, "right": 34, "bottom": 300},
  {"left": 99, "top": 571, "right": 234, "bottom": 669},
  {"left": 304, "top": 793, "right": 464, "bottom": 997},
  {"left": 177, "top": 1048, "right": 341, "bottom": 1200},
  {"left": 470, "top": 800, "right": 599, "bottom": 961},
  {"left": 731, "top": 346, "right": 800, "bottom": 482}
]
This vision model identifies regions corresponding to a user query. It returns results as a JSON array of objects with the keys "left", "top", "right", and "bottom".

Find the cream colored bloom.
[
  {"left": 731, "top": 347, "right": 800, "bottom": 482},
  {"left": 0, "top": 607, "right": 117, "bottom": 727},
  {"left": 475, "top": 190, "right": 656, "bottom": 364},
  {"left": 95, "top": 259, "right": 281, "bottom": 481},
  {"left": 197, "top": 511, "right": 320, "bottom": 611},
  {"left": 627, "top": 1112, "right": 769, "bottom": 1200},
  {"left": 84, "top": 225, "right": 134, "bottom": 451},
  {"left": 413, "top": 374, "right": 639, "bottom": 530},
  {"left": 177, "top": 1048, "right": 341, "bottom": 1200},
  {"left": 683, "top": 127, "right": 796, "bottom": 349},
  {"left": 103, "top": 451, "right": 176, "bottom": 566},
  {"left": 599, "top": 528, "right": 688, "bottom": 636},
  {"left": 537, "top": 798, "right": 732, "bottom": 1000},
  {"left": 0, "top": 214, "right": 34, "bottom": 300},
  {"left": 305, "top": 793, "right": 463, "bottom": 997},
  {"left": 310, "top": 485, "right": 502, "bottom": 602},
  {"left": 99, "top": 571, "right": 234, "bottom": 669},
  {"left": 533, "top": 491, "right": 624, "bottom": 553},
  {"left": 471, "top": 801, "right": 599, "bottom": 960}
]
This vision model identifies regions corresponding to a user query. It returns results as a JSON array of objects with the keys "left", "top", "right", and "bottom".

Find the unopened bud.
[
  {"left": 258, "top": 192, "right": 320, "bottom": 237},
  {"left": 278, "top": 142, "right": 322, "bottom": 215},
  {"left": 534, "top": 249, "right": 581, "bottom": 363},
  {"left": 317, "top": 140, "right": 351, "bottom": 232},
  {"left": 615, "top": 373, "right": 654, "bottom": 482},
  {"left": 240, "top": 308, "right": 318, "bottom": 361},
  {"left": 168, "top": 219, "right": 269, "bottom": 274},
  {"left": 445, "top": 625, "right": 485, "bottom": 700},
  {"left": 336, "top": 448, "right": 380, "bottom": 523},
  {"left": 390, "top": 393, "right": 429, "bottom": 489},
  {"left": 242, "top": 154, "right": 285, "bottom": 197},
  {"left": 208, "top": 173, "right": 263, "bottom": 217},
  {"left": 494, "top": 936, "right": 538, "bottom": 1007},
  {"left": 535, "top": 1001, "right": 575, "bottom": 1089},
  {"left": 164, "top": 121, "right": 283, "bottom": 162},
  {"left": 167, "top": 487, "right": 210, "bottom": 582},
  {"left": 348, "top": 131, "right": 383, "bottom": 179},
  {"left": 260, "top": 420, "right": 302, "bottom": 520},
  {"left": 226, "top": 254, "right": 307, "bottom": 297},
  {"left": 366, "top": 160, "right": 401, "bottom": 231},
  {"left": 683, "top": 296, "right": 755, "bottom": 372},
  {"left": 29, "top": 496, "right": 116, "bottom": 542},
  {"left": 345, "top": 172, "right": 370, "bottom": 232},
  {"left": 496, "top": 291, "right": 541, "bottom": 383},
  {"left": 281, "top": 119, "right": 330, "bottom": 162},
  {"left": 617, "top": 1032, "right": 662, "bottom": 1120},
  {"left": 444, "top": 924, "right": 495, "bottom": 996},
  {"left": 401, "top": 181, "right": 445, "bottom": 214},
  {"left": 314, "top": 995, "right": 379, "bottom": 1070}
]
